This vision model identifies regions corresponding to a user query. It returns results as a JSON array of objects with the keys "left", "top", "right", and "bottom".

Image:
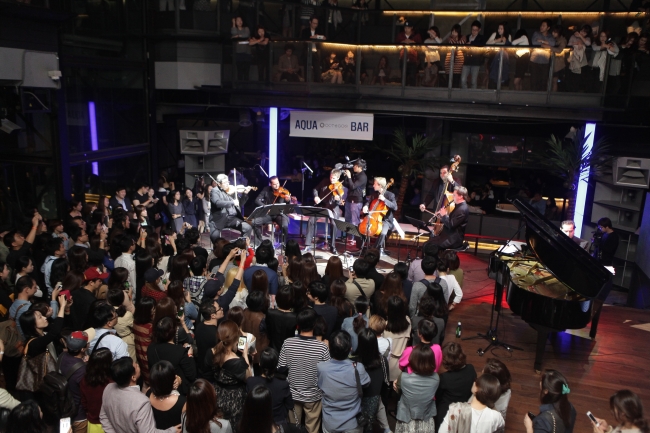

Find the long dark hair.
[
  {"left": 425, "top": 282, "right": 449, "bottom": 317},
  {"left": 84, "top": 347, "right": 113, "bottom": 387},
  {"left": 379, "top": 272, "right": 406, "bottom": 316},
  {"left": 259, "top": 347, "right": 279, "bottom": 380},
  {"left": 540, "top": 369, "right": 572, "bottom": 429},
  {"left": 107, "top": 288, "right": 127, "bottom": 317},
  {"left": 355, "top": 328, "right": 381, "bottom": 370},
  {"left": 328, "top": 278, "right": 353, "bottom": 319},
  {"left": 239, "top": 385, "right": 276, "bottom": 433},
  {"left": 301, "top": 261, "right": 320, "bottom": 288},
  {"left": 386, "top": 296, "right": 409, "bottom": 334},
  {"left": 324, "top": 256, "right": 344, "bottom": 281},
  {"left": 68, "top": 246, "right": 88, "bottom": 273},
  {"left": 133, "top": 296, "right": 156, "bottom": 325},
  {"left": 291, "top": 281, "right": 309, "bottom": 312},
  {"left": 108, "top": 267, "right": 129, "bottom": 291},
  {"left": 6, "top": 401, "right": 47, "bottom": 433},
  {"left": 186, "top": 379, "right": 222, "bottom": 433},
  {"left": 610, "top": 390, "right": 650, "bottom": 433},
  {"left": 352, "top": 296, "right": 369, "bottom": 334},
  {"left": 49, "top": 258, "right": 68, "bottom": 289}
]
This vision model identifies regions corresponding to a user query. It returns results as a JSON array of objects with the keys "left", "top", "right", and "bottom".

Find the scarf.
[{"left": 445, "top": 402, "right": 473, "bottom": 433}]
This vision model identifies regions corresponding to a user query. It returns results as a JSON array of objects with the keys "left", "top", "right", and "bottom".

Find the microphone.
[
  {"left": 302, "top": 161, "right": 314, "bottom": 174},
  {"left": 256, "top": 164, "right": 269, "bottom": 178}
]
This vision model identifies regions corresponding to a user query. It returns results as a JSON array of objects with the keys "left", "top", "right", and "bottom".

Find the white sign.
[{"left": 289, "top": 111, "right": 374, "bottom": 141}]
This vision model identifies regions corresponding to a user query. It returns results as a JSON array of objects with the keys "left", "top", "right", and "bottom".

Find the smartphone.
[
  {"left": 237, "top": 336, "right": 247, "bottom": 351},
  {"left": 587, "top": 411, "right": 600, "bottom": 426},
  {"left": 60, "top": 417, "right": 71, "bottom": 433},
  {"left": 605, "top": 38, "right": 612, "bottom": 44},
  {"left": 527, "top": 412, "right": 536, "bottom": 420}
]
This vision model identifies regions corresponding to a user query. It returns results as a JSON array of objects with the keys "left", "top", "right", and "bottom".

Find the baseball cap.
[
  {"left": 65, "top": 331, "right": 89, "bottom": 351},
  {"left": 203, "top": 279, "right": 223, "bottom": 300},
  {"left": 144, "top": 268, "right": 164, "bottom": 283},
  {"left": 84, "top": 267, "right": 109, "bottom": 281},
  {"left": 403, "top": 21, "right": 412, "bottom": 27}
]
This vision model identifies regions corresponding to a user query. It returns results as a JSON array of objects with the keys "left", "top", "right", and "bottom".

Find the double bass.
[
  {"left": 423, "top": 155, "right": 461, "bottom": 236},
  {"left": 359, "top": 178, "right": 394, "bottom": 237}
]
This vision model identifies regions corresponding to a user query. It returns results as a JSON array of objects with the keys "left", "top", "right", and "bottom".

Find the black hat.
[
  {"left": 403, "top": 21, "right": 412, "bottom": 27},
  {"left": 144, "top": 268, "right": 164, "bottom": 283}
]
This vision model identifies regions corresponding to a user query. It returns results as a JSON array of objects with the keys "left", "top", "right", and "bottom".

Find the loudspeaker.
[
  {"left": 180, "top": 128, "right": 229, "bottom": 155},
  {"left": 613, "top": 157, "right": 650, "bottom": 189}
]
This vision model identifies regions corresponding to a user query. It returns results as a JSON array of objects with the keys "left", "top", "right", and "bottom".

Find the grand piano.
[{"left": 489, "top": 198, "right": 613, "bottom": 372}]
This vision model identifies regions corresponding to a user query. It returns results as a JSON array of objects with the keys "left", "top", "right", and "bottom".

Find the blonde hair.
[
  {"left": 369, "top": 314, "right": 387, "bottom": 335},
  {"left": 374, "top": 177, "right": 387, "bottom": 189},
  {"left": 223, "top": 267, "right": 246, "bottom": 293}
]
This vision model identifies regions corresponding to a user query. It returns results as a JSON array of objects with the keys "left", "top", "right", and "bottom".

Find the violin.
[
  {"left": 328, "top": 182, "right": 345, "bottom": 203},
  {"left": 273, "top": 186, "right": 291, "bottom": 198},
  {"left": 226, "top": 185, "right": 257, "bottom": 195}
]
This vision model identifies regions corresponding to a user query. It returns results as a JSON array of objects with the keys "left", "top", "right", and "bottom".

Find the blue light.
[
  {"left": 269, "top": 107, "right": 278, "bottom": 177},
  {"left": 574, "top": 123, "right": 596, "bottom": 238},
  {"left": 88, "top": 102, "right": 99, "bottom": 176}
]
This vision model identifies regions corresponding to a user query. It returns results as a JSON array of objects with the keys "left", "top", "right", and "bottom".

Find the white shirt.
[
  {"left": 440, "top": 274, "right": 463, "bottom": 304},
  {"left": 114, "top": 252, "right": 136, "bottom": 291},
  {"left": 439, "top": 405, "right": 504, "bottom": 433},
  {"left": 89, "top": 329, "right": 130, "bottom": 360},
  {"left": 377, "top": 336, "right": 392, "bottom": 357}
]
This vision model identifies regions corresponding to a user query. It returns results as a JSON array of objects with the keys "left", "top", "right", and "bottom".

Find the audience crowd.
[{"left": 0, "top": 194, "right": 647, "bottom": 433}]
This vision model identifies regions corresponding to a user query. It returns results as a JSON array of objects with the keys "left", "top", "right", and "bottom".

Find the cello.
[
  {"left": 422, "top": 155, "right": 461, "bottom": 236},
  {"left": 359, "top": 178, "right": 395, "bottom": 237}
]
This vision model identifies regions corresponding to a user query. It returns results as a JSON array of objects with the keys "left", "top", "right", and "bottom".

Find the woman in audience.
[
  {"left": 512, "top": 28, "right": 530, "bottom": 90},
  {"left": 226, "top": 307, "right": 256, "bottom": 360},
  {"left": 371, "top": 55, "right": 390, "bottom": 85},
  {"left": 108, "top": 267, "right": 129, "bottom": 291},
  {"left": 436, "top": 259, "right": 463, "bottom": 309},
  {"left": 487, "top": 22, "right": 512, "bottom": 44},
  {"left": 475, "top": 358, "right": 512, "bottom": 431},
  {"left": 590, "top": 30, "right": 620, "bottom": 92},
  {"left": 355, "top": 328, "right": 390, "bottom": 433},
  {"left": 19, "top": 294, "right": 66, "bottom": 362},
  {"left": 321, "top": 255, "right": 344, "bottom": 291},
  {"left": 133, "top": 296, "right": 156, "bottom": 385},
  {"left": 284, "top": 239, "right": 302, "bottom": 261},
  {"left": 246, "top": 347, "right": 293, "bottom": 427},
  {"left": 147, "top": 316, "right": 196, "bottom": 395},
  {"left": 394, "top": 344, "right": 440, "bottom": 433},
  {"left": 49, "top": 258, "right": 69, "bottom": 295},
  {"left": 435, "top": 342, "right": 477, "bottom": 427},
  {"left": 167, "top": 280, "right": 198, "bottom": 330},
  {"left": 182, "top": 189, "right": 198, "bottom": 229},
  {"left": 444, "top": 24, "right": 465, "bottom": 88},
  {"left": 223, "top": 266, "right": 248, "bottom": 310},
  {"left": 168, "top": 190, "right": 184, "bottom": 234},
  {"left": 142, "top": 269, "right": 167, "bottom": 302},
  {"left": 80, "top": 347, "right": 113, "bottom": 433},
  {"left": 376, "top": 272, "right": 407, "bottom": 319},
  {"left": 342, "top": 295, "right": 370, "bottom": 352},
  {"left": 238, "top": 385, "right": 278, "bottom": 433},
  {"left": 148, "top": 360, "right": 186, "bottom": 430},
  {"left": 411, "top": 295, "right": 445, "bottom": 345},
  {"left": 134, "top": 205, "right": 152, "bottom": 237},
  {"left": 291, "top": 281, "right": 309, "bottom": 313},
  {"left": 204, "top": 320, "right": 252, "bottom": 430},
  {"left": 369, "top": 314, "right": 392, "bottom": 359},
  {"left": 424, "top": 281, "right": 450, "bottom": 325},
  {"left": 393, "top": 262, "right": 413, "bottom": 304},
  {"left": 182, "top": 378, "right": 232, "bottom": 433},
  {"left": 68, "top": 246, "right": 89, "bottom": 273},
  {"left": 399, "top": 319, "right": 442, "bottom": 373},
  {"left": 439, "top": 373, "right": 505, "bottom": 432},
  {"left": 384, "top": 295, "right": 411, "bottom": 382},
  {"left": 524, "top": 369, "right": 576, "bottom": 433},
  {"left": 265, "top": 285, "right": 297, "bottom": 351},
  {"left": 301, "top": 252, "right": 315, "bottom": 264},
  {"left": 241, "top": 291, "right": 269, "bottom": 364},
  {"left": 592, "top": 389, "right": 649, "bottom": 433},
  {"left": 135, "top": 250, "right": 154, "bottom": 297},
  {"left": 5, "top": 401, "right": 47, "bottom": 433},
  {"left": 445, "top": 251, "right": 464, "bottom": 289},
  {"left": 13, "top": 257, "right": 35, "bottom": 284},
  {"left": 250, "top": 269, "right": 270, "bottom": 311},
  {"left": 107, "top": 287, "right": 136, "bottom": 362},
  {"left": 328, "top": 278, "right": 355, "bottom": 331},
  {"left": 281, "top": 255, "right": 302, "bottom": 286}
]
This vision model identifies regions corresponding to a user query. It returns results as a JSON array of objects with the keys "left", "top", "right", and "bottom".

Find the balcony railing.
[{"left": 229, "top": 41, "right": 640, "bottom": 111}]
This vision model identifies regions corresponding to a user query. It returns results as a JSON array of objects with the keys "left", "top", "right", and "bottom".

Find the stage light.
[
  {"left": 269, "top": 107, "right": 278, "bottom": 177},
  {"left": 88, "top": 102, "right": 99, "bottom": 176},
  {"left": 574, "top": 123, "right": 596, "bottom": 238}
]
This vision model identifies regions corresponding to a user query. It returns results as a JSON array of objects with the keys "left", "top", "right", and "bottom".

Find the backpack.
[
  {"left": 37, "top": 355, "right": 85, "bottom": 422},
  {"left": 1, "top": 303, "right": 28, "bottom": 358}
]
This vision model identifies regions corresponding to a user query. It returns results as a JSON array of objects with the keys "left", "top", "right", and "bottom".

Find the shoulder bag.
[{"left": 16, "top": 338, "right": 57, "bottom": 392}]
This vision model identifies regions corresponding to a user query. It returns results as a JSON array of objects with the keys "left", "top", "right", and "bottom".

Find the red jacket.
[{"left": 396, "top": 31, "right": 422, "bottom": 63}]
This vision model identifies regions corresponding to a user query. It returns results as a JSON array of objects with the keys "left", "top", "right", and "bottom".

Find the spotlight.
[{"left": 0, "top": 119, "right": 22, "bottom": 135}]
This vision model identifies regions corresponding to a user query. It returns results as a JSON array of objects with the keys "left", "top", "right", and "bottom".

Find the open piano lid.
[{"left": 512, "top": 198, "right": 612, "bottom": 299}]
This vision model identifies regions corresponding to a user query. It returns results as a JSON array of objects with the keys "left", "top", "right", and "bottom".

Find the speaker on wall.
[
  {"left": 613, "top": 157, "right": 650, "bottom": 188},
  {"left": 180, "top": 128, "right": 229, "bottom": 155}
]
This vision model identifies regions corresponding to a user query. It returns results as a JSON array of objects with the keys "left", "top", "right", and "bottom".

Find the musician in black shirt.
[
  {"left": 305, "top": 169, "right": 344, "bottom": 254},
  {"left": 419, "top": 165, "right": 461, "bottom": 217},
  {"left": 251, "top": 176, "right": 292, "bottom": 244},
  {"left": 593, "top": 217, "right": 619, "bottom": 266},
  {"left": 342, "top": 159, "right": 367, "bottom": 245},
  {"left": 428, "top": 186, "right": 470, "bottom": 250},
  {"left": 362, "top": 177, "right": 397, "bottom": 255}
]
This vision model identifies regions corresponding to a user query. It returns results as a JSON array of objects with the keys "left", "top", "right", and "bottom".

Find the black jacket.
[
  {"left": 423, "top": 177, "right": 461, "bottom": 211},
  {"left": 313, "top": 177, "right": 343, "bottom": 211},
  {"left": 462, "top": 33, "right": 486, "bottom": 66},
  {"left": 254, "top": 186, "right": 291, "bottom": 208},
  {"left": 364, "top": 189, "right": 397, "bottom": 224},
  {"left": 344, "top": 171, "right": 367, "bottom": 203}
]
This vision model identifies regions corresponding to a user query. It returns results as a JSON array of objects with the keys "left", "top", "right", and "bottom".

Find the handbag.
[
  {"left": 353, "top": 362, "right": 369, "bottom": 428},
  {"left": 16, "top": 339, "right": 57, "bottom": 392}
]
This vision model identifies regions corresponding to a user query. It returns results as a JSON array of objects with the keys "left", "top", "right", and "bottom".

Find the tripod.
[{"left": 463, "top": 223, "right": 525, "bottom": 356}]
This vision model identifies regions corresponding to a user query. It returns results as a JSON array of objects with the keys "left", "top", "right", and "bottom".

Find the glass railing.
[{"left": 230, "top": 40, "right": 642, "bottom": 109}]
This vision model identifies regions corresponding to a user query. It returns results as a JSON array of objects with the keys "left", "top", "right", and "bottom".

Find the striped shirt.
[{"left": 278, "top": 335, "right": 331, "bottom": 402}]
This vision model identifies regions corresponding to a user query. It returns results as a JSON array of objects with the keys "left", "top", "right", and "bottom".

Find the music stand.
[
  {"left": 299, "top": 206, "right": 336, "bottom": 250},
  {"left": 247, "top": 204, "right": 295, "bottom": 251},
  {"left": 404, "top": 216, "right": 433, "bottom": 261},
  {"left": 334, "top": 219, "right": 364, "bottom": 259}
]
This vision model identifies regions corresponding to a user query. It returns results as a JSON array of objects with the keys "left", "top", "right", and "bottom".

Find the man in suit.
[
  {"left": 342, "top": 159, "right": 367, "bottom": 246},
  {"left": 100, "top": 357, "right": 177, "bottom": 433},
  {"left": 251, "top": 176, "right": 292, "bottom": 245},
  {"left": 419, "top": 164, "right": 461, "bottom": 220},
  {"left": 428, "top": 186, "right": 470, "bottom": 250},
  {"left": 300, "top": 16, "right": 326, "bottom": 82},
  {"left": 363, "top": 177, "right": 397, "bottom": 255},
  {"left": 209, "top": 174, "right": 253, "bottom": 242},
  {"left": 109, "top": 186, "right": 132, "bottom": 212}
]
